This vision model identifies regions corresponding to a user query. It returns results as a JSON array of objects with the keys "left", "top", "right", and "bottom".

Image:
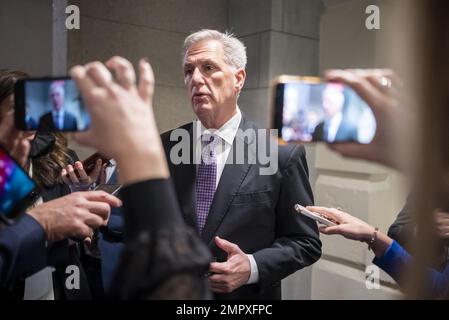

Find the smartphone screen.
[
  {"left": 273, "top": 77, "right": 376, "bottom": 144},
  {"left": 0, "top": 146, "right": 37, "bottom": 220},
  {"left": 14, "top": 77, "right": 90, "bottom": 131}
]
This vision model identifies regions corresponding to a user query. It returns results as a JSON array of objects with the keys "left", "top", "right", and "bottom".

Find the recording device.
[
  {"left": 14, "top": 76, "right": 90, "bottom": 131},
  {"left": 81, "top": 152, "right": 110, "bottom": 176},
  {"left": 95, "top": 184, "right": 122, "bottom": 196},
  {"left": 294, "top": 204, "right": 338, "bottom": 227},
  {"left": 0, "top": 145, "right": 37, "bottom": 223},
  {"left": 271, "top": 76, "right": 377, "bottom": 144}
]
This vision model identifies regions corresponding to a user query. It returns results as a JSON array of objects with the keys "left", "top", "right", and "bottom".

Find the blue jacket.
[{"left": 373, "top": 240, "right": 449, "bottom": 297}]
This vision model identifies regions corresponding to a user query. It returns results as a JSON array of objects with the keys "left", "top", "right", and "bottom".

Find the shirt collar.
[
  {"left": 195, "top": 107, "right": 242, "bottom": 145},
  {"left": 52, "top": 109, "right": 64, "bottom": 117}
]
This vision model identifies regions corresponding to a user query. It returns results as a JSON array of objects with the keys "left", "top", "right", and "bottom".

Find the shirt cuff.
[{"left": 246, "top": 254, "right": 259, "bottom": 284}]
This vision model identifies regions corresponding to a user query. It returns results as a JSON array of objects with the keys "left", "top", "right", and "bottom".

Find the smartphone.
[
  {"left": 294, "top": 204, "right": 338, "bottom": 227},
  {"left": 0, "top": 145, "right": 38, "bottom": 222},
  {"left": 14, "top": 76, "right": 90, "bottom": 131},
  {"left": 95, "top": 184, "right": 122, "bottom": 196},
  {"left": 272, "top": 76, "right": 376, "bottom": 144},
  {"left": 82, "top": 152, "right": 110, "bottom": 176}
]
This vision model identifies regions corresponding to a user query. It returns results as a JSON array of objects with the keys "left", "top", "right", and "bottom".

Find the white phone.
[{"left": 294, "top": 204, "right": 338, "bottom": 227}]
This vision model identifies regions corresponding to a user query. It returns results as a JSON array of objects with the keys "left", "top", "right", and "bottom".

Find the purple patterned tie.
[{"left": 196, "top": 134, "right": 219, "bottom": 233}]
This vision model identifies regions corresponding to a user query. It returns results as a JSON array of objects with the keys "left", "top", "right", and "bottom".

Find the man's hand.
[
  {"left": 61, "top": 159, "right": 103, "bottom": 191},
  {"left": 28, "top": 191, "right": 122, "bottom": 242},
  {"left": 434, "top": 211, "right": 449, "bottom": 239},
  {"left": 208, "top": 236, "right": 251, "bottom": 293}
]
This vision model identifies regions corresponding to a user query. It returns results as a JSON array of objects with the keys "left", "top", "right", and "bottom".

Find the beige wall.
[
  {"left": 67, "top": 0, "right": 229, "bottom": 158},
  {"left": 311, "top": 0, "right": 406, "bottom": 299},
  {"left": 0, "top": 0, "right": 67, "bottom": 75}
]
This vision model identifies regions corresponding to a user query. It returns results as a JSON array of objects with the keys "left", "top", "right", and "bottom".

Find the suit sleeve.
[
  {"left": 253, "top": 145, "right": 322, "bottom": 291},
  {"left": 0, "top": 214, "right": 47, "bottom": 286},
  {"left": 111, "top": 178, "right": 212, "bottom": 299}
]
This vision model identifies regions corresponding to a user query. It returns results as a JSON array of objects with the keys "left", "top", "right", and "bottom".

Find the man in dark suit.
[
  {"left": 312, "top": 83, "right": 358, "bottom": 142},
  {"left": 161, "top": 30, "right": 321, "bottom": 299},
  {"left": 39, "top": 81, "right": 78, "bottom": 130}
]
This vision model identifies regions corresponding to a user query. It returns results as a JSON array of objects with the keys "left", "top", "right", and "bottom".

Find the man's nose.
[{"left": 191, "top": 67, "right": 205, "bottom": 85}]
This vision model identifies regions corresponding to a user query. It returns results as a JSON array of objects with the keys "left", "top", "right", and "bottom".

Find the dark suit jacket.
[
  {"left": 0, "top": 215, "right": 47, "bottom": 287},
  {"left": 312, "top": 118, "right": 358, "bottom": 142},
  {"left": 98, "top": 168, "right": 125, "bottom": 294},
  {"left": 388, "top": 197, "right": 449, "bottom": 270},
  {"left": 111, "top": 179, "right": 211, "bottom": 299},
  {"left": 39, "top": 111, "right": 78, "bottom": 131},
  {"left": 161, "top": 116, "right": 321, "bottom": 300}
]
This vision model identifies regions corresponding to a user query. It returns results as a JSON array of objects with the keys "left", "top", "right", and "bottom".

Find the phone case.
[{"left": 294, "top": 204, "right": 337, "bottom": 227}]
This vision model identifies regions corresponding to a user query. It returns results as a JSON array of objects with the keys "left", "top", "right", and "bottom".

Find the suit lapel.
[{"left": 200, "top": 117, "right": 252, "bottom": 244}]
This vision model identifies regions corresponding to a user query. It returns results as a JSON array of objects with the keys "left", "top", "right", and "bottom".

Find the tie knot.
[{"left": 201, "top": 134, "right": 219, "bottom": 145}]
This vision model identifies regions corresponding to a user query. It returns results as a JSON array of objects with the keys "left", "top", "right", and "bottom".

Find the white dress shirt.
[
  {"left": 326, "top": 112, "right": 342, "bottom": 142},
  {"left": 194, "top": 107, "right": 259, "bottom": 285},
  {"left": 104, "top": 159, "right": 117, "bottom": 183}
]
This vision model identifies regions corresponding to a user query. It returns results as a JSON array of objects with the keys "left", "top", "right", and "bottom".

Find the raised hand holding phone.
[
  {"left": 294, "top": 204, "right": 338, "bottom": 227},
  {"left": 61, "top": 152, "right": 110, "bottom": 191},
  {"left": 272, "top": 75, "right": 377, "bottom": 145}
]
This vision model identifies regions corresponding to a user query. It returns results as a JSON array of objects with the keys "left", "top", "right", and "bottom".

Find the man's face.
[
  {"left": 183, "top": 40, "right": 245, "bottom": 127},
  {"left": 50, "top": 86, "right": 64, "bottom": 112},
  {"left": 322, "top": 85, "right": 344, "bottom": 118}
]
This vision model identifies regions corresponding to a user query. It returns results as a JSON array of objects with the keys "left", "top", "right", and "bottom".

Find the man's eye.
[
  {"left": 184, "top": 69, "right": 193, "bottom": 76},
  {"left": 204, "top": 65, "right": 215, "bottom": 71}
]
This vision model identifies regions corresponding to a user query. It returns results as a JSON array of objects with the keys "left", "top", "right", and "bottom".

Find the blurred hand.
[
  {"left": 70, "top": 56, "right": 169, "bottom": 184},
  {"left": 307, "top": 206, "right": 375, "bottom": 243},
  {"left": 434, "top": 211, "right": 449, "bottom": 239},
  {"left": 28, "top": 191, "right": 121, "bottom": 242},
  {"left": 310, "top": 205, "right": 393, "bottom": 257},
  {"left": 324, "top": 69, "right": 406, "bottom": 170},
  {"left": 208, "top": 236, "right": 251, "bottom": 293},
  {"left": 0, "top": 111, "right": 30, "bottom": 167},
  {"left": 61, "top": 159, "right": 103, "bottom": 191}
]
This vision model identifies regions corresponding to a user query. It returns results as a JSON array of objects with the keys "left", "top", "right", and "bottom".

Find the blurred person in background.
[
  {"left": 0, "top": 112, "right": 119, "bottom": 297},
  {"left": 0, "top": 69, "right": 103, "bottom": 299}
]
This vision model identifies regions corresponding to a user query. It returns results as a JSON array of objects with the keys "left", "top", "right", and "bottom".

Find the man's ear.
[{"left": 234, "top": 68, "right": 246, "bottom": 93}]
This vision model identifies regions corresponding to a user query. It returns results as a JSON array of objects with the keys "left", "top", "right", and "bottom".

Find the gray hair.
[{"left": 182, "top": 29, "right": 247, "bottom": 70}]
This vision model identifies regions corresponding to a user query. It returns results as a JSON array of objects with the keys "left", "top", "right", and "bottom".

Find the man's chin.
[{"left": 193, "top": 103, "right": 214, "bottom": 115}]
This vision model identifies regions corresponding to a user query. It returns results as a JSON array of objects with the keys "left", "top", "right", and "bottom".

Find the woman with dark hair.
[{"left": 0, "top": 69, "right": 94, "bottom": 300}]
